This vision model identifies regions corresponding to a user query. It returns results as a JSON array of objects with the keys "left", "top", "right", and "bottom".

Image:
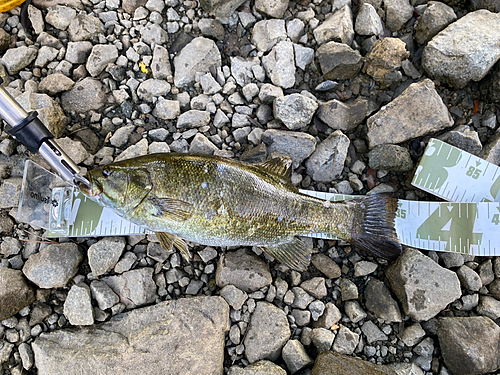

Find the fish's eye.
[{"left": 102, "top": 169, "right": 112, "bottom": 178}]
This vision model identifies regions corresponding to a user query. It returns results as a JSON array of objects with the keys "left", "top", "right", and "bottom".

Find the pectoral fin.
[
  {"left": 150, "top": 197, "right": 193, "bottom": 221},
  {"left": 264, "top": 238, "right": 311, "bottom": 271},
  {"left": 156, "top": 232, "right": 192, "bottom": 261}
]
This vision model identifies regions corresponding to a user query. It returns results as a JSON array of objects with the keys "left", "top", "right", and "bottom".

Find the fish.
[{"left": 79, "top": 153, "right": 402, "bottom": 271}]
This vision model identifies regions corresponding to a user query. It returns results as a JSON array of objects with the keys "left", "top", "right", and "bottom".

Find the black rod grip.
[{"left": 6, "top": 111, "right": 54, "bottom": 153}]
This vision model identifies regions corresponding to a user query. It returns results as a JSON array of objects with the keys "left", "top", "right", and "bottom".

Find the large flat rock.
[{"left": 32, "top": 296, "right": 229, "bottom": 375}]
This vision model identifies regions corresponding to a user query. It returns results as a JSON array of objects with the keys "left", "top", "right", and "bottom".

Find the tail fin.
[{"left": 350, "top": 195, "right": 402, "bottom": 260}]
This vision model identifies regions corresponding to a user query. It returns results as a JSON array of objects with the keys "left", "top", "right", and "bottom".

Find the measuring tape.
[{"left": 17, "top": 138, "right": 500, "bottom": 256}]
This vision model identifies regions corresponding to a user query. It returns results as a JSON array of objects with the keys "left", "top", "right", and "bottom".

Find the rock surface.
[{"left": 0, "top": 268, "right": 35, "bottom": 320}]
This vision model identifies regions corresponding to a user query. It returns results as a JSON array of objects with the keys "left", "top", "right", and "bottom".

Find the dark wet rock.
[
  {"left": 386, "top": 248, "right": 461, "bottom": 321},
  {"left": 244, "top": 301, "right": 291, "bottom": 363},
  {"left": 22, "top": 243, "right": 82, "bottom": 289},
  {"left": 216, "top": 248, "right": 272, "bottom": 292},
  {"left": 316, "top": 41, "right": 363, "bottom": 81},
  {"left": 313, "top": 5, "right": 354, "bottom": 46},
  {"left": 438, "top": 125, "right": 482, "bottom": 155},
  {"left": 274, "top": 93, "right": 318, "bottom": 130},
  {"left": 61, "top": 77, "right": 109, "bottom": 113},
  {"left": 422, "top": 10, "right": 500, "bottom": 88},
  {"left": 0, "top": 268, "right": 35, "bottom": 321},
  {"left": 438, "top": 317, "right": 500, "bottom": 375},
  {"left": 262, "top": 129, "right": 317, "bottom": 168},
  {"left": 368, "top": 144, "right": 413, "bottom": 171},
  {"left": 305, "top": 130, "right": 350, "bottom": 182},
  {"left": 173, "top": 37, "right": 221, "bottom": 88},
  {"left": 33, "top": 296, "right": 229, "bottom": 375},
  {"left": 364, "top": 279, "right": 402, "bottom": 322},
  {"left": 415, "top": 1, "right": 457, "bottom": 45},
  {"left": 363, "top": 38, "right": 409, "bottom": 88},
  {"left": 311, "top": 351, "right": 397, "bottom": 375},
  {"left": 366, "top": 79, "right": 453, "bottom": 148},
  {"left": 384, "top": 0, "right": 414, "bottom": 31}
]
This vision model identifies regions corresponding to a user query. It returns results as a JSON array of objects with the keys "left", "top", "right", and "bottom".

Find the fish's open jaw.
[{"left": 78, "top": 176, "right": 101, "bottom": 197}]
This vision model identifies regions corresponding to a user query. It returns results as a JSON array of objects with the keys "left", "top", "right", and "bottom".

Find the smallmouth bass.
[{"left": 79, "top": 153, "right": 401, "bottom": 270}]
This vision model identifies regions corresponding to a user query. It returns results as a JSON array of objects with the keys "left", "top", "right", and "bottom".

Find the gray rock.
[
  {"left": 361, "top": 320, "right": 388, "bottom": 343},
  {"left": 33, "top": 296, "right": 229, "bottom": 375},
  {"left": 255, "top": 0, "right": 288, "bottom": 18},
  {"left": 476, "top": 296, "right": 500, "bottom": 320},
  {"left": 274, "top": 94, "right": 318, "bottom": 130},
  {"left": 354, "top": 261, "right": 377, "bottom": 277},
  {"left": 262, "top": 41, "right": 296, "bottom": 89},
  {"left": 300, "top": 277, "right": 327, "bottom": 299},
  {"left": 110, "top": 125, "right": 135, "bottom": 148},
  {"left": 198, "top": 18, "right": 225, "bottom": 41},
  {"left": 228, "top": 360, "right": 287, "bottom": 375},
  {"left": 231, "top": 57, "right": 260, "bottom": 87},
  {"left": 173, "top": 37, "right": 221, "bottom": 88},
  {"left": 15, "top": 91, "right": 68, "bottom": 138},
  {"left": 340, "top": 278, "right": 358, "bottom": 301},
  {"left": 45, "top": 6, "right": 76, "bottom": 30},
  {"left": 200, "top": 73, "right": 222, "bottom": 95},
  {"left": 332, "top": 325, "right": 360, "bottom": 355},
  {"left": 147, "top": 241, "right": 174, "bottom": 263},
  {"left": 386, "top": 248, "right": 461, "bottom": 321},
  {"left": 438, "top": 125, "right": 482, "bottom": 155},
  {"left": 251, "top": 19, "right": 286, "bottom": 53},
  {"left": 364, "top": 279, "right": 402, "bottom": 322},
  {"left": 481, "top": 133, "right": 500, "bottom": 164},
  {"left": 262, "top": 129, "right": 317, "bottom": 169},
  {"left": 311, "top": 351, "right": 397, "bottom": 375},
  {"left": 114, "top": 252, "right": 138, "bottom": 274},
  {"left": 387, "top": 362, "right": 424, "bottom": 375},
  {"left": 67, "top": 14, "right": 103, "bottom": 42},
  {"left": 90, "top": 280, "right": 120, "bottom": 310},
  {"left": 140, "top": 23, "right": 167, "bottom": 45},
  {"left": 439, "top": 252, "right": 465, "bottom": 268},
  {"left": 151, "top": 45, "right": 172, "bottom": 80},
  {"left": 38, "top": 73, "right": 75, "bottom": 95},
  {"left": 363, "top": 38, "right": 409, "bottom": 88},
  {"left": 282, "top": 340, "right": 313, "bottom": 374},
  {"left": 65, "top": 41, "right": 93, "bottom": 64},
  {"left": 456, "top": 264, "right": 482, "bottom": 291},
  {"left": 258, "top": 83, "right": 284, "bottom": 104},
  {"left": 200, "top": 0, "right": 246, "bottom": 18},
  {"left": 34, "top": 46, "right": 59, "bottom": 68},
  {"left": 367, "top": 79, "right": 453, "bottom": 148},
  {"left": 88, "top": 237, "right": 126, "bottom": 277},
  {"left": 311, "top": 328, "right": 335, "bottom": 352},
  {"left": 309, "top": 300, "right": 325, "bottom": 321},
  {"left": 115, "top": 138, "right": 148, "bottom": 162},
  {"left": 102, "top": 268, "right": 157, "bottom": 308},
  {"left": 0, "top": 268, "right": 35, "bottom": 321},
  {"left": 0, "top": 237, "right": 21, "bottom": 257},
  {"left": 478, "top": 260, "right": 495, "bottom": 286},
  {"left": 438, "top": 316, "right": 500, "bottom": 375},
  {"left": 293, "top": 44, "right": 314, "bottom": 71},
  {"left": 244, "top": 301, "right": 291, "bottom": 363},
  {"left": 137, "top": 79, "right": 171, "bottom": 102},
  {"left": 189, "top": 133, "right": 219, "bottom": 154},
  {"left": 401, "top": 323, "right": 426, "bottom": 347},
  {"left": 368, "top": 144, "right": 413, "bottom": 171},
  {"left": 216, "top": 248, "right": 272, "bottom": 292},
  {"left": 291, "top": 287, "right": 315, "bottom": 309},
  {"left": 287, "top": 19, "right": 305, "bottom": 43},
  {"left": 86, "top": 44, "right": 118, "bottom": 77},
  {"left": 415, "top": 1, "right": 457, "bottom": 44},
  {"left": 220, "top": 285, "right": 248, "bottom": 310},
  {"left": 305, "top": 130, "right": 350, "bottom": 182},
  {"left": 317, "top": 98, "right": 377, "bottom": 133},
  {"left": 18, "top": 342, "right": 34, "bottom": 370},
  {"left": 313, "top": 5, "right": 354, "bottom": 46},
  {"left": 291, "top": 309, "right": 311, "bottom": 326},
  {"left": 0, "top": 177, "right": 22, "bottom": 210},
  {"left": 384, "top": 0, "right": 413, "bottom": 31},
  {"left": 1, "top": 46, "right": 37, "bottom": 75},
  {"left": 0, "top": 342, "right": 14, "bottom": 366},
  {"left": 61, "top": 77, "right": 108, "bottom": 113},
  {"left": 422, "top": 10, "right": 500, "bottom": 88},
  {"left": 355, "top": 2, "right": 384, "bottom": 36},
  {"left": 23, "top": 242, "right": 82, "bottom": 289},
  {"left": 316, "top": 41, "right": 363, "bottom": 81},
  {"left": 177, "top": 110, "right": 211, "bottom": 128},
  {"left": 311, "top": 253, "right": 341, "bottom": 279},
  {"left": 313, "top": 302, "right": 342, "bottom": 328},
  {"left": 63, "top": 283, "right": 94, "bottom": 326},
  {"left": 487, "top": 63, "right": 500, "bottom": 103}
]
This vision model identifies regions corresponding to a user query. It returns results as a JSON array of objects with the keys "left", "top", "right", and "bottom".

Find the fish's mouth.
[{"left": 78, "top": 175, "right": 102, "bottom": 197}]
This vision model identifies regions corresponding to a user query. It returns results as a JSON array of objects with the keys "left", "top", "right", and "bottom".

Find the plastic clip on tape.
[{"left": 18, "top": 138, "right": 500, "bottom": 256}]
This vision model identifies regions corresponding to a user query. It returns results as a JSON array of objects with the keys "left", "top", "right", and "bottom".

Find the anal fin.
[
  {"left": 264, "top": 238, "right": 311, "bottom": 271},
  {"left": 156, "top": 232, "right": 192, "bottom": 261}
]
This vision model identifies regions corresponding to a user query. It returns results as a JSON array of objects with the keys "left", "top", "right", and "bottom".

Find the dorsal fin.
[{"left": 258, "top": 156, "right": 293, "bottom": 178}]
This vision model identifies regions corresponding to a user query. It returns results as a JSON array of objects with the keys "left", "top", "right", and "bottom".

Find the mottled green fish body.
[{"left": 80, "top": 153, "right": 401, "bottom": 270}]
